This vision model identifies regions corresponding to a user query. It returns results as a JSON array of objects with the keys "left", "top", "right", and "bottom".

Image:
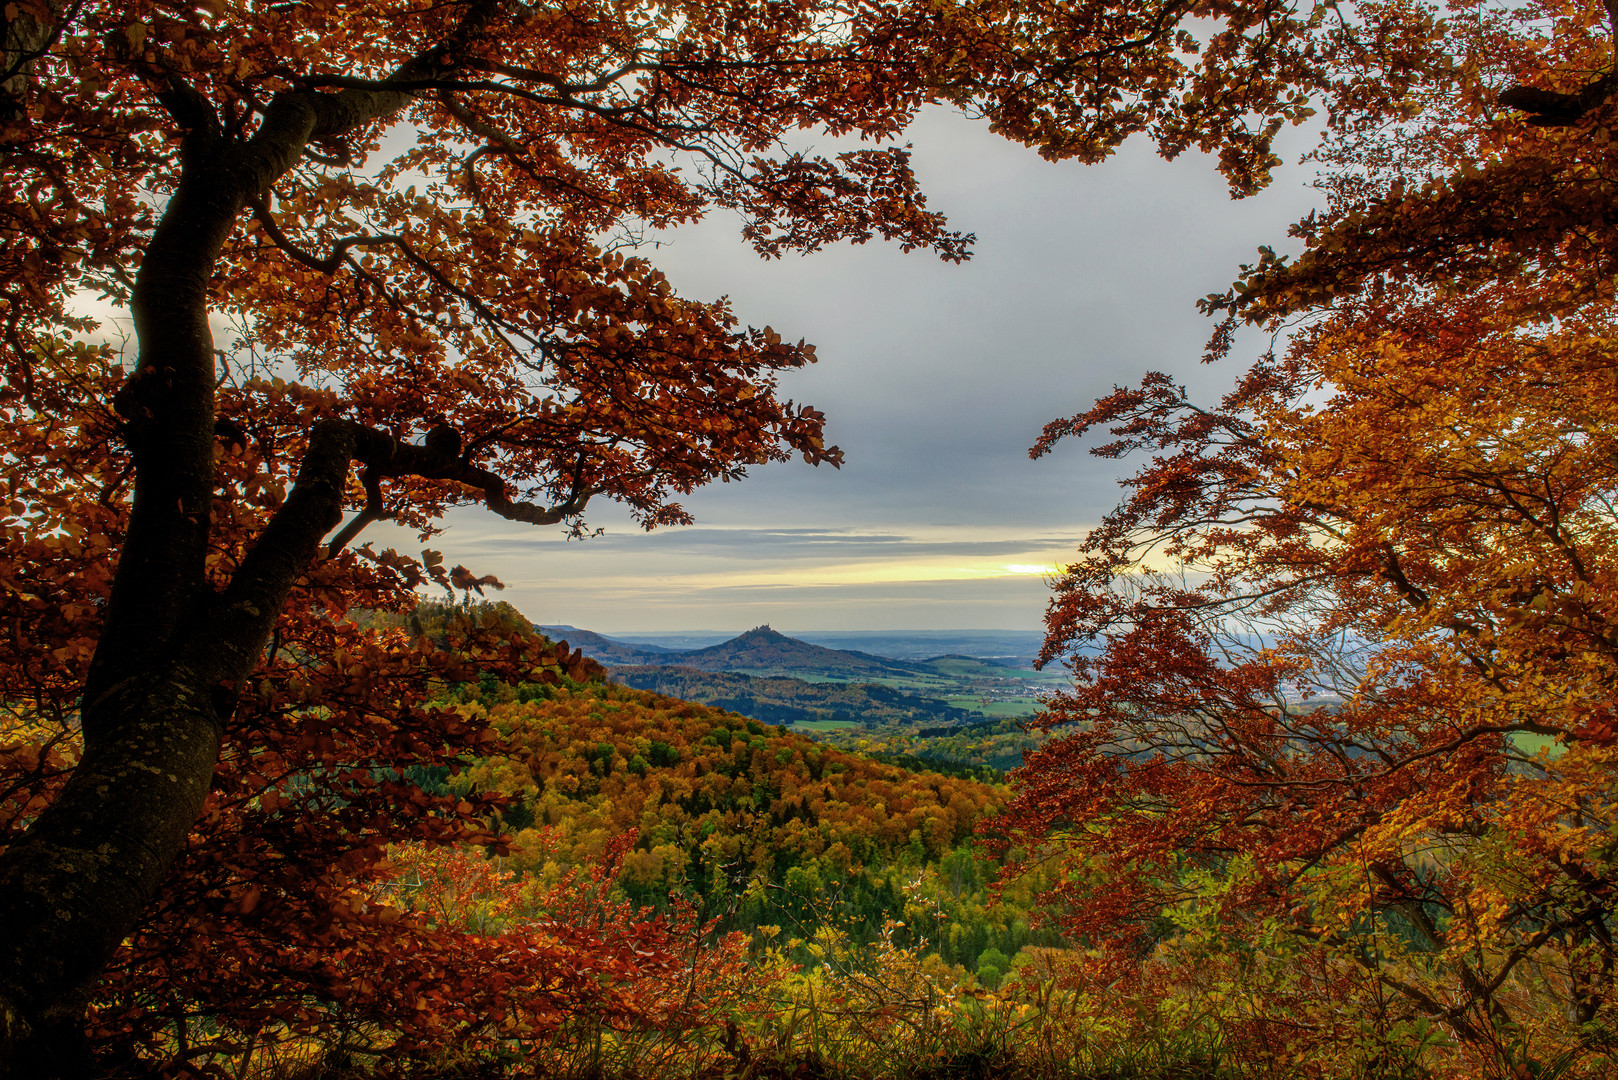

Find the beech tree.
[
  {"left": 994, "top": 2, "right": 1618, "bottom": 1071},
  {"left": 0, "top": 0, "right": 1443, "bottom": 1072}
]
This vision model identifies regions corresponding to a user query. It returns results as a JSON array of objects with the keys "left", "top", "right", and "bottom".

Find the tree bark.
[{"left": 0, "top": 0, "right": 63, "bottom": 123}]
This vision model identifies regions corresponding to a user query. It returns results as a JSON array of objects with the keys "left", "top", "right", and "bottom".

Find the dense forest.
[{"left": 450, "top": 676, "right": 1055, "bottom": 974}]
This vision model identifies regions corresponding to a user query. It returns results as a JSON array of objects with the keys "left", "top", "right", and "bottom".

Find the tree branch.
[
  {"left": 249, "top": 196, "right": 399, "bottom": 275},
  {"left": 1499, "top": 71, "right": 1618, "bottom": 126},
  {"left": 209, "top": 419, "right": 596, "bottom": 677},
  {"left": 324, "top": 464, "right": 383, "bottom": 558}
]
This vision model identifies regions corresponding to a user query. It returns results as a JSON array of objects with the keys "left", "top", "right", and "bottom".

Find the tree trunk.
[
  {"left": 0, "top": 90, "right": 414, "bottom": 1080},
  {"left": 0, "top": 673, "right": 226, "bottom": 1078},
  {"left": 0, "top": 103, "right": 247, "bottom": 1070},
  {"left": 0, "top": 9, "right": 501, "bottom": 1071}
]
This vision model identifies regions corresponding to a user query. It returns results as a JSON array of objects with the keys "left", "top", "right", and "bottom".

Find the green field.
[
  {"left": 945, "top": 696, "right": 1044, "bottom": 718},
  {"left": 793, "top": 719, "right": 860, "bottom": 731}
]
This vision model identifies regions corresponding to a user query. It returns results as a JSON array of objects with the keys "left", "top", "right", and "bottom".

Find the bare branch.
[
  {"left": 249, "top": 196, "right": 400, "bottom": 275},
  {"left": 324, "top": 465, "right": 383, "bottom": 557}
]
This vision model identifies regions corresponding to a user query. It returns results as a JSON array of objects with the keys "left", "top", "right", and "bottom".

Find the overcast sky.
[{"left": 419, "top": 107, "right": 1323, "bottom": 634}]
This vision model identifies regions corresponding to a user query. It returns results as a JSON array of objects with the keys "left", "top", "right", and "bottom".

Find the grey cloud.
[
  {"left": 430, "top": 515, "right": 1078, "bottom": 562},
  {"left": 401, "top": 107, "right": 1321, "bottom": 629}
]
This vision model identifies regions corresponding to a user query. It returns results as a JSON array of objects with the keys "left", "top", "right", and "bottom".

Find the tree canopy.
[{"left": 995, "top": 2, "right": 1618, "bottom": 1071}]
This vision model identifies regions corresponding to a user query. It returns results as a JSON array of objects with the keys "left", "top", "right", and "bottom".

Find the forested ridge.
[{"left": 606, "top": 666, "right": 979, "bottom": 730}]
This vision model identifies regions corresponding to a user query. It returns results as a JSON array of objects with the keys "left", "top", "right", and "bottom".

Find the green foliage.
[
  {"left": 904, "top": 717, "right": 1045, "bottom": 772},
  {"left": 176, "top": 604, "right": 1618, "bottom": 1080},
  {"left": 355, "top": 599, "right": 539, "bottom": 649},
  {"left": 976, "top": 946, "right": 1009, "bottom": 989}
]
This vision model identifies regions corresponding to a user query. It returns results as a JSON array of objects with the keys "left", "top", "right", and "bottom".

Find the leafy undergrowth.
[
  {"left": 160, "top": 929, "right": 1242, "bottom": 1080},
  {"left": 154, "top": 834, "right": 1611, "bottom": 1080}
]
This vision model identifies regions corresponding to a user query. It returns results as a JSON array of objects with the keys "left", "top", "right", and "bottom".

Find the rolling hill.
[
  {"left": 607, "top": 665, "right": 977, "bottom": 728},
  {"left": 671, "top": 625, "right": 926, "bottom": 678},
  {"left": 547, "top": 624, "right": 928, "bottom": 678},
  {"left": 543, "top": 623, "right": 1067, "bottom": 724},
  {"left": 536, "top": 625, "right": 676, "bottom": 665}
]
